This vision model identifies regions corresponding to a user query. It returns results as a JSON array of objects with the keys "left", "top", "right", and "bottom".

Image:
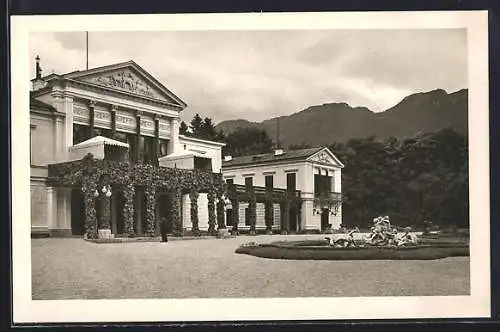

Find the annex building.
[{"left": 221, "top": 147, "right": 344, "bottom": 233}]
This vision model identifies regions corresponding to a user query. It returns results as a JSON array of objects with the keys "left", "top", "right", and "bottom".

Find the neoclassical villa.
[
  {"left": 30, "top": 57, "right": 344, "bottom": 238},
  {"left": 221, "top": 147, "right": 344, "bottom": 233},
  {"left": 30, "top": 58, "right": 228, "bottom": 238}
]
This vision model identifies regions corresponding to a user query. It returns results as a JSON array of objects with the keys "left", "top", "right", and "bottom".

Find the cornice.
[{"left": 65, "top": 78, "right": 185, "bottom": 111}]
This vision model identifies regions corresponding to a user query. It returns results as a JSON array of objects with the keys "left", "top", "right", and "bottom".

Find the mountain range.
[{"left": 215, "top": 89, "right": 468, "bottom": 147}]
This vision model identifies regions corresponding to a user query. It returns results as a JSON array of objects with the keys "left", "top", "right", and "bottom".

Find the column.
[
  {"left": 154, "top": 116, "right": 160, "bottom": 161},
  {"left": 264, "top": 199, "right": 274, "bottom": 234},
  {"left": 156, "top": 195, "right": 161, "bottom": 235},
  {"left": 171, "top": 189, "right": 183, "bottom": 236},
  {"left": 89, "top": 100, "right": 96, "bottom": 138},
  {"left": 110, "top": 105, "right": 117, "bottom": 138},
  {"left": 144, "top": 186, "right": 157, "bottom": 237},
  {"left": 135, "top": 188, "right": 143, "bottom": 235},
  {"left": 297, "top": 201, "right": 303, "bottom": 232},
  {"left": 248, "top": 194, "right": 257, "bottom": 235},
  {"left": 59, "top": 95, "right": 74, "bottom": 161},
  {"left": 216, "top": 194, "right": 226, "bottom": 230},
  {"left": 168, "top": 118, "right": 180, "bottom": 154},
  {"left": 82, "top": 178, "right": 98, "bottom": 239},
  {"left": 231, "top": 199, "right": 240, "bottom": 234},
  {"left": 46, "top": 186, "right": 56, "bottom": 232},
  {"left": 136, "top": 111, "right": 142, "bottom": 163},
  {"left": 111, "top": 191, "right": 117, "bottom": 235},
  {"left": 123, "top": 184, "right": 135, "bottom": 237},
  {"left": 189, "top": 190, "right": 200, "bottom": 235},
  {"left": 53, "top": 117, "right": 66, "bottom": 163},
  {"left": 98, "top": 190, "right": 111, "bottom": 231},
  {"left": 207, "top": 191, "right": 216, "bottom": 234},
  {"left": 280, "top": 201, "right": 290, "bottom": 234}
]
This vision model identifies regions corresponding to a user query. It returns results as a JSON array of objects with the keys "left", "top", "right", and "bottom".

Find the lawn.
[{"left": 31, "top": 235, "right": 470, "bottom": 300}]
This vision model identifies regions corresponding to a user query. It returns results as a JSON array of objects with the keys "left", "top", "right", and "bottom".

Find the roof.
[
  {"left": 222, "top": 147, "right": 324, "bottom": 168},
  {"left": 158, "top": 149, "right": 208, "bottom": 161},
  {"left": 69, "top": 135, "right": 129, "bottom": 150},
  {"left": 30, "top": 97, "right": 57, "bottom": 112},
  {"left": 179, "top": 134, "right": 226, "bottom": 147},
  {"left": 33, "top": 60, "right": 187, "bottom": 108}
]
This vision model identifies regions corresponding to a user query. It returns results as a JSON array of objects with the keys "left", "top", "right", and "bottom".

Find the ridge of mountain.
[{"left": 215, "top": 89, "right": 468, "bottom": 147}]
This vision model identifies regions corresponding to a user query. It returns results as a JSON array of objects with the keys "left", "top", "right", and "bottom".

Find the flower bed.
[{"left": 235, "top": 240, "right": 469, "bottom": 260}]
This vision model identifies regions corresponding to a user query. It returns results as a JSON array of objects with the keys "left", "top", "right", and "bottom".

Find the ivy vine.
[{"left": 207, "top": 191, "right": 217, "bottom": 235}]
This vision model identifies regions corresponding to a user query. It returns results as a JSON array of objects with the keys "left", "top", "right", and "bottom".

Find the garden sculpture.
[
  {"left": 325, "top": 227, "right": 359, "bottom": 247},
  {"left": 395, "top": 227, "right": 418, "bottom": 246}
]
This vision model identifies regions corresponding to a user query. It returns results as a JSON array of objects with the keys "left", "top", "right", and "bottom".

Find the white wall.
[
  {"left": 179, "top": 136, "right": 224, "bottom": 172},
  {"left": 222, "top": 159, "right": 343, "bottom": 232},
  {"left": 223, "top": 161, "right": 308, "bottom": 191},
  {"left": 160, "top": 155, "right": 194, "bottom": 169}
]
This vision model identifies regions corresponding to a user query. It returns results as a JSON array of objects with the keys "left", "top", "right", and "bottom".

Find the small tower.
[
  {"left": 32, "top": 55, "right": 47, "bottom": 91},
  {"left": 35, "top": 55, "right": 42, "bottom": 79}
]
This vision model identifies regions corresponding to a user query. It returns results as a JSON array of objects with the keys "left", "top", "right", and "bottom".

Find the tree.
[
  {"left": 190, "top": 114, "right": 204, "bottom": 136},
  {"left": 224, "top": 127, "right": 274, "bottom": 157},
  {"left": 331, "top": 129, "right": 468, "bottom": 230},
  {"left": 201, "top": 117, "right": 218, "bottom": 141},
  {"left": 179, "top": 121, "right": 189, "bottom": 135}
]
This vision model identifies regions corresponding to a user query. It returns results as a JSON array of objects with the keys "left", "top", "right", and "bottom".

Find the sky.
[{"left": 30, "top": 30, "right": 467, "bottom": 124}]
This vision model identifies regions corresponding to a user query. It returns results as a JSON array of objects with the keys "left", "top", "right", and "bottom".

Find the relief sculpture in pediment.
[
  {"left": 88, "top": 70, "right": 164, "bottom": 100},
  {"left": 311, "top": 151, "right": 336, "bottom": 165}
]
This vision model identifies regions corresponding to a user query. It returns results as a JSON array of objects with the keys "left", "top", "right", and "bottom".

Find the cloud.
[{"left": 29, "top": 29, "right": 467, "bottom": 123}]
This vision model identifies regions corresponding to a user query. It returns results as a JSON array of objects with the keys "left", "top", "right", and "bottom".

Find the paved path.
[{"left": 31, "top": 235, "right": 469, "bottom": 300}]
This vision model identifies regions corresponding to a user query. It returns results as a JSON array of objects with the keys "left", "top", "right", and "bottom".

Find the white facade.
[
  {"left": 222, "top": 148, "right": 344, "bottom": 232},
  {"left": 29, "top": 59, "right": 224, "bottom": 236}
]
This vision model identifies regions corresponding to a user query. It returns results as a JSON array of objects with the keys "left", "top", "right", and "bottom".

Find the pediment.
[
  {"left": 66, "top": 61, "right": 186, "bottom": 107},
  {"left": 307, "top": 148, "right": 344, "bottom": 168}
]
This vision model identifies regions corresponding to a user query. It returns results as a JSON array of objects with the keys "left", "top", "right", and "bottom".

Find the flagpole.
[
  {"left": 277, "top": 117, "right": 280, "bottom": 149},
  {"left": 86, "top": 31, "right": 89, "bottom": 70}
]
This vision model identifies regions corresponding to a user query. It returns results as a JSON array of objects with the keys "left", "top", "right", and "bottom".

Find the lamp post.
[{"left": 97, "top": 184, "right": 113, "bottom": 240}]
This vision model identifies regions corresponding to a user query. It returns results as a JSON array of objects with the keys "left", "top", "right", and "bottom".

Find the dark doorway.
[
  {"left": 226, "top": 209, "right": 233, "bottom": 227},
  {"left": 71, "top": 188, "right": 85, "bottom": 236},
  {"left": 289, "top": 207, "right": 298, "bottom": 232},
  {"left": 112, "top": 189, "right": 126, "bottom": 235},
  {"left": 158, "top": 193, "right": 173, "bottom": 234},
  {"left": 321, "top": 208, "right": 330, "bottom": 231}
]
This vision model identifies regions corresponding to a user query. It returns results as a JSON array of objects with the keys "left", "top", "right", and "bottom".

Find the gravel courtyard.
[{"left": 32, "top": 235, "right": 470, "bottom": 300}]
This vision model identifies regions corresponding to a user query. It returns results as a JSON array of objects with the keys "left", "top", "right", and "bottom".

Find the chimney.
[
  {"left": 224, "top": 155, "right": 233, "bottom": 162},
  {"left": 274, "top": 148, "right": 284, "bottom": 156}
]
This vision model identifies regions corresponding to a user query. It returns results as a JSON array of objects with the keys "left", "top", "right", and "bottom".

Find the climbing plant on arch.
[{"left": 47, "top": 153, "right": 225, "bottom": 239}]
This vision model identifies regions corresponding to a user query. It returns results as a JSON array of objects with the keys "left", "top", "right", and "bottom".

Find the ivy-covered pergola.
[
  {"left": 47, "top": 153, "right": 226, "bottom": 239},
  {"left": 225, "top": 184, "right": 302, "bottom": 235},
  {"left": 47, "top": 153, "right": 305, "bottom": 239}
]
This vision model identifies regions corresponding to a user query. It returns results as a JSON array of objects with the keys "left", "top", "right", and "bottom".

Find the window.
[
  {"left": 226, "top": 178, "right": 234, "bottom": 185},
  {"left": 314, "top": 174, "right": 332, "bottom": 195},
  {"left": 127, "top": 133, "right": 137, "bottom": 163},
  {"left": 73, "top": 124, "right": 90, "bottom": 145},
  {"left": 245, "top": 177, "right": 253, "bottom": 191},
  {"left": 194, "top": 157, "right": 212, "bottom": 171},
  {"left": 265, "top": 175, "right": 274, "bottom": 189},
  {"left": 159, "top": 139, "right": 168, "bottom": 157},
  {"left": 143, "top": 136, "right": 156, "bottom": 164},
  {"left": 286, "top": 173, "right": 296, "bottom": 192}
]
